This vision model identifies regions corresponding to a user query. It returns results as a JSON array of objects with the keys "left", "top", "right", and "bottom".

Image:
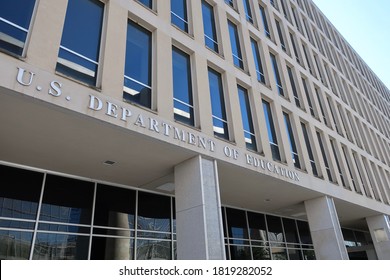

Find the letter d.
[{"left": 89, "top": 95, "right": 103, "bottom": 111}]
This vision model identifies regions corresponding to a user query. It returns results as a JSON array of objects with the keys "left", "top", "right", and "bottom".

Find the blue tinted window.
[
  {"left": 301, "top": 122, "right": 318, "bottom": 176},
  {"left": 262, "top": 100, "right": 281, "bottom": 161},
  {"left": 208, "top": 68, "right": 229, "bottom": 139},
  {"left": 56, "top": 0, "right": 104, "bottom": 86},
  {"left": 259, "top": 5, "right": 270, "bottom": 38},
  {"left": 283, "top": 112, "right": 301, "bottom": 168},
  {"left": 137, "top": 0, "right": 153, "bottom": 9},
  {"left": 275, "top": 19, "right": 286, "bottom": 51},
  {"left": 270, "top": 53, "right": 284, "bottom": 96},
  {"left": 243, "top": 0, "right": 253, "bottom": 23},
  {"left": 287, "top": 66, "right": 300, "bottom": 107},
  {"left": 202, "top": 1, "right": 218, "bottom": 52},
  {"left": 0, "top": 0, "right": 36, "bottom": 55},
  {"left": 238, "top": 86, "right": 256, "bottom": 151},
  {"left": 250, "top": 38, "right": 265, "bottom": 84},
  {"left": 172, "top": 47, "right": 194, "bottom": 126},
  {"left": 225, "top": 0, "right": 234, "bottom": 7},
  {"left": 317, "top": 131, "right": 332, "bottom": 181},
  {"left": 171, "top": 0, "right": 188, "bottom": 32},
  {"left": 228, "top": 21, "right": 243, "bottom": 69},
  {"left": 123, "top": 20, "right": 152, "bottom": 109}
]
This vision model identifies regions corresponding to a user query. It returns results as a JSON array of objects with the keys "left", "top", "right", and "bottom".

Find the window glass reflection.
[
  {"left": 94, "top": 184, "right": 136, "bottom": 229},
  {"left": 266, "top": 215, "right": 284, "bottom": 244},
  {"left": 39, "top": 175, "right": 94, "bottom": 225},
  {"left": 247, "top": 212, "right": 267, "bottom": 242},
  {"left": 0, "top": 165, "right": 43, "bottom": 220},
  {"left": 282, "top": 218, "right": 299, "bottom": 244},
  {"left": 136, "top": 239, "right": 171, "bottom": 260},
  {"left": 91, "top": 237, "right": 134, "bottom": 260},
  {"left": 137, "top": 192, "right": 171, "bottom": 233},
  {"left": 226, "top": 208, "right": 249, "bottom": 239},
  {"left": 230, "top": 245, "right": 251, "bottom": 260},
  {"left": 33, "top": 233, "right": 89, "bottom": 260},
  {"left": 271, "top": 247, "right": 288, "bottom": 260},
  {"left": 0, "top": 230, "right": 33, "bottom": 260},
  {"left": 252, "top": 246, "right": 271, "bottom": 260},
  {"left": 296, "top": 220, "right": 312, "bottom": 244}
]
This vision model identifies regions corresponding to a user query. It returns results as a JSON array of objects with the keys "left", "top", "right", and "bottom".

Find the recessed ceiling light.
[{"left": 103, "top": 160, "right": 116, "bottom": 165}]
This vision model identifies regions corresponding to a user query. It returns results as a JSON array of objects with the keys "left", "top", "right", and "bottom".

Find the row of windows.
[
  {"left": 1, "top": 0, "right": 389, "bottom": 134},
  {"left": 1, "top": 1, "right": 390, "bottom": 202}
]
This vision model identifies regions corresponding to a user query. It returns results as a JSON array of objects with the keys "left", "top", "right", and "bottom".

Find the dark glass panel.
[
  {"left": 250, "top": 38, "right": 265, "bottom": 83},
  {"left": 92, "top": 227, "right": 134, "bottom": 237},
  {"left": 266, "top": 215, "right": 284, "bottom": 243},
  {"left": 288, "top": 248, "right": 303, "bottom": 260},
  {"left": 0, "top": 165, "right": 43, "bottom": 220},
  {"left": 137, "top": 192, "right": 171, "bottom": 232},
  {"left": 123, "top": 20, "right": 152, "bottom": 108},
  {"left": 136, "top": 239, "right": 171, "bottom": 260},
  {"left": 247, "top": 212, "right": 267, "bottom": 241},
  {"left": 172, "top": 198, "right": 176, "bottom": 234},
  {"left": 38, "top": 223, "right": 90, "bottom": 234},
  {"left": 0, "top": 219, "right": 34, "bottom": 230},
  {"left": 33, "top": 233, "right": 89, "bottom": 260},
  {"left": 271, "top": 247, "right": 287, "bottom": 260},
  {"left": 94, "top": 184, "right": 136, "bottom": 229},
  {"left": 91, "top": 236, "right": 134, "bottom": 260},
  {"left": 302, "top": 250, "right": 316, "bottom": 260},
  {"left": 252, "top": 246, "right": 271, "bottom": 260},
  {"left": 354, "top": 231, "right": 369, "bottom": 246},
  {"left": 229, "top": 245, "right": 251, "bottom": 260},
  {"left": 296, "top": 220, "right": 313, "bottom": 244},
  {"left": 342, "top": 228, "right": 356, "bottom": 247},
  {"left": 282, "top": 218, "right": 299, "bottom": 244},
  {"left": 0, "top": 230, "right": 33, "bottom": 260},
  {"left": 226, "top": 208, "right": 248, "bottom": 239},
  {"left": 221, "top": 208, "right": 227, "bottom": 238},
  {"left": 39, "top": 175, "right": 94, "bottom": 225},
  {"left": 60, "top": 0, "right": 103, "bottom": 62}
]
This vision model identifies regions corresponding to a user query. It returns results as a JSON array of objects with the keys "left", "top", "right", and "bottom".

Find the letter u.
[{"left": 16, "top": 67, "right": 35, "bottom": 86}]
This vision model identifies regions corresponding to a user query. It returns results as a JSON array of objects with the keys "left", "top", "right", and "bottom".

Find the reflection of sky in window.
[
  {"left": 0, "top": 0, "right": 35, "bottom": 29},
  {"left": 60, "top": 0, "right": 103, "bottom": 62}
]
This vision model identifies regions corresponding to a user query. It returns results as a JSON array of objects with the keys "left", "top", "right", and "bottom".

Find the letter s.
[{"left": 49, "top": 81, "right": 62, "bottom": 97}]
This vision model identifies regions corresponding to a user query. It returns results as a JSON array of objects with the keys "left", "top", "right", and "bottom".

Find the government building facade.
[{"left": 1, "top": 0, "right": 390, "bottom": 260}]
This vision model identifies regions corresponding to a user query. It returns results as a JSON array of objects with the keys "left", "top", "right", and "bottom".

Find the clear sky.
[{"left": 312, "top": 0, "right": 390, "bottom": 90}]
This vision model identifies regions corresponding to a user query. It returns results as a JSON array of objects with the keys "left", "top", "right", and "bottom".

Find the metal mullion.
[
  {"left": 29, "top": 172, "right": 47, "bottom": 260},
  {"left": 173, "top": 97, "right": 194, "bottom": 109},
  {"left": 134, "top": 190, "right": 139, "bottom": 260},
  {"left": 204, "top": 34, "right": 218, "bottom": 45},
  {"left": 124, "top": 75, "right": 152, "bottom": 89},
  {"left": 87, "top": 182, "right": 97, "bottom": 260},
  {"left": 59, "top": 45, "right": 98, "bottom": 65},
  {"left": 0, "top": 17, "right": 28, "bottom": 32},
  {"left": 170, "top": 11, "right": 189, "bottom": 25},
  {"left": 212, "top": 115, "right": 228, "bottom": 124}
]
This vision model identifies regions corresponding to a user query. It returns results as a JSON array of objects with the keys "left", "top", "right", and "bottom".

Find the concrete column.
[
  {"left": 304, "top": 196, "right": 349, "bottom": 260},
  {"left": 174, "top": 155, "right": 225, "bottom": 260},
  {"left": 366, "top": 214, "right": 390, "bottom": 260}
]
